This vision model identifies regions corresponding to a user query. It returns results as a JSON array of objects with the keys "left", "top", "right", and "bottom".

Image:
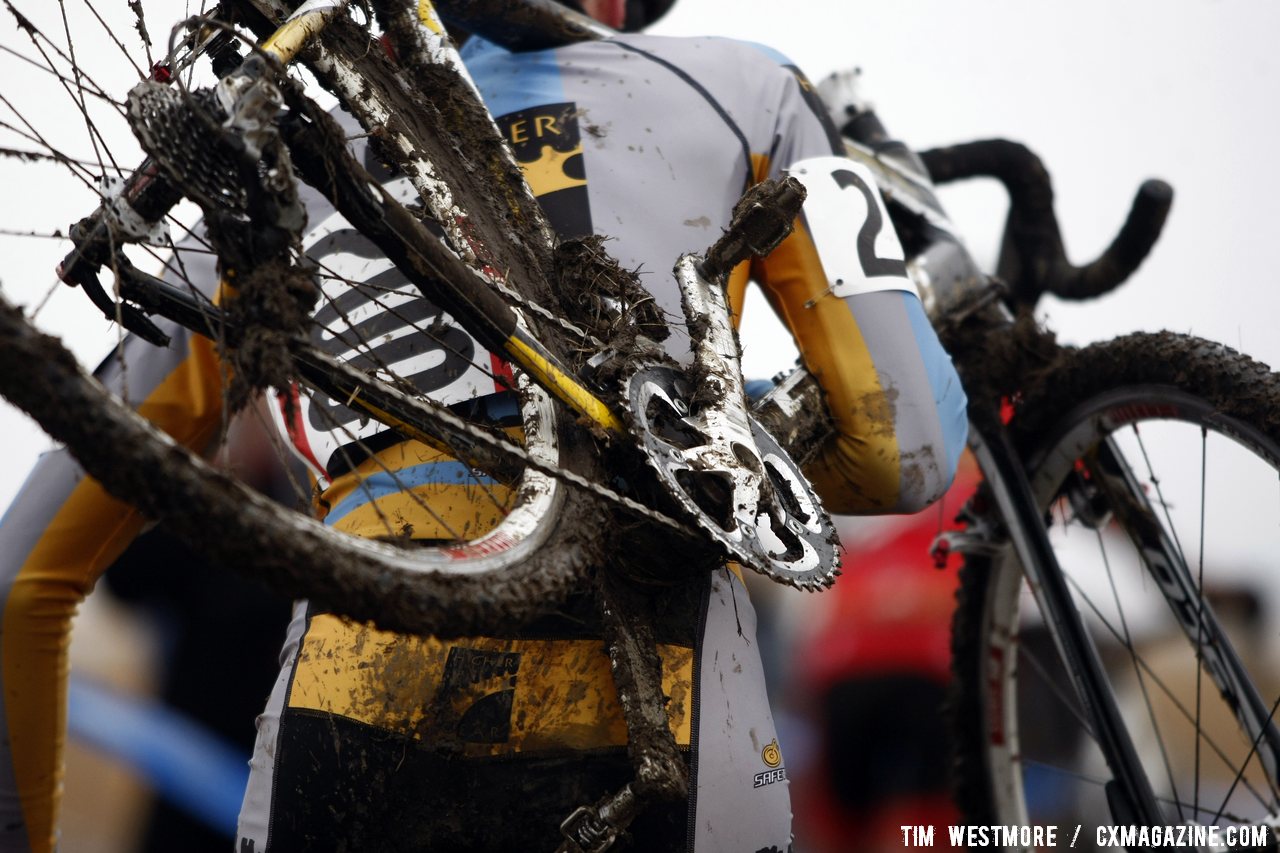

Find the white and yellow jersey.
[{"left": 0, "top": 32, "right": 966, "bottom": 853}]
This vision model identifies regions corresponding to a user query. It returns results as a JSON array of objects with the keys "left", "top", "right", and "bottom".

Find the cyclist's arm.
[
  {"left": 734, "top": 55, "right": 967, "bottom": 515},
  {"left": 0, "top": 309, "right": 226, "bottom": 853},
  {"left": 746, "top": 216, "right": 967, "bottom": 515}
]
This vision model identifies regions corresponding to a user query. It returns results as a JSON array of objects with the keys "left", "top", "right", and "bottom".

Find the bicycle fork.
[{"left": 969, "top": 421, "right": 1166, "bottom": 831}]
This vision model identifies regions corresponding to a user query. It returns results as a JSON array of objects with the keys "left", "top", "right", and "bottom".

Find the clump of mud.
[
  {"left": 935, "top": 299, "right": 1062, "bottom": 409},
  {"left": 218, "top": 255, "right": 317, "bottom": 411},
  {"left": 555, "top": 235, "right": 669, "bottom": 350}
]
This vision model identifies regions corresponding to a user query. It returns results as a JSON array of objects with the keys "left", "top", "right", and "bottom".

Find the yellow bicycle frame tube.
[
  {"left": 260, "top": 0, "right": 353, "bottom": 63},
  {"left": 507, "top": 331, "right": 624, "bottom": 432}
]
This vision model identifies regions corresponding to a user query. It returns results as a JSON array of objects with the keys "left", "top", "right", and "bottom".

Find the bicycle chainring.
[{"left": 622, "top": 363, "right": 840, "bottom": 590}]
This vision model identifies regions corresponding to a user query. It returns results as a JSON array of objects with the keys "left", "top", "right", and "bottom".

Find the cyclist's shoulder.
[
  {"left": 461, "top": 31, "right": 800, "bottom": 83},
  {"left": 609, "top": 32, "right": 805, "bottom": 77}
]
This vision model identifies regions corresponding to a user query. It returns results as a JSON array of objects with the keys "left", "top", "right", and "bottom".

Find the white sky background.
[{"left": 0, "top": 0, "right": 1278, "bottom": 513}]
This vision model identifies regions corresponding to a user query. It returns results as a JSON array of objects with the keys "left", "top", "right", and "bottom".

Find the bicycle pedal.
[{"left": 700, "top": 177, "right": 806, "bottom": 280}]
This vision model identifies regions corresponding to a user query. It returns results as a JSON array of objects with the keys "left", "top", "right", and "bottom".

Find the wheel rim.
[
  {"left": 0, "top": 1, "right": 597, "bottom": 589},
  {"left": 981, "top": 385, "right": 1280, "bottom": 847}
]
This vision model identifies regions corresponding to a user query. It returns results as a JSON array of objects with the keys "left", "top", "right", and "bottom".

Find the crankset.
[
  {"left": 621, "top": 361, "right": 839, "bottom": 589},
  {"left": 619, "top": 182, "right": 840, "bottom": 589}
]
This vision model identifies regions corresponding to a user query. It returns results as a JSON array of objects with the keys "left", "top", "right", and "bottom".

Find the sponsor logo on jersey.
[
  {"left": 761, "top": 737, "right": 782, "bottom": 767},
  {"left": 753, "top": 738, "right": 786, "bottom": 788},
  {"left": 496, "top": 102, "right": 592, "bottom": 238},
  {"left": 430, "top": 646, "right": 523, "bottom": 744},
  {"left": 273, "top": 215, "right": 507, "bottom": 483},
  {"left": 753, "top": 767, "right": 787, "bottom": 789}
]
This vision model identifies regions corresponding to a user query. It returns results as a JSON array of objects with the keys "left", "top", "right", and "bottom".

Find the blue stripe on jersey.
[
  {"left": 460, "top": 37, "right": 567, "bottom": 120},
  {"left": 900, "top": 292, "right": 969, "bottom": 477},
  {"left": 738, "top": 39, "right": 795, "bottom": 69},
  {"left": 324, "top": 462, "right": 499, "bottom": 527}
]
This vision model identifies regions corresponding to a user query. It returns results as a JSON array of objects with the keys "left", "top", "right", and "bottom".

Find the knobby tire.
[
  {"left": 0, "top": 293, "right": 610, "bottom": 638},
  {"left": 0, "top": 0, "right": 613, "bottom": 636},
  {"left": 950, "top": 331, "right": 1280, "bottom": 842}
]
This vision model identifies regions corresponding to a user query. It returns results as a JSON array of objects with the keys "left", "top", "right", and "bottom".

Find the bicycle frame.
[{"left": 70, "top": 0, "right": 820, "bottom": 546}]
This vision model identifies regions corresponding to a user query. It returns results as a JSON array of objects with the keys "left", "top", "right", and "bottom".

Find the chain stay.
[{"left": 309, "top": 346, "right": 696, "bottom": 535}]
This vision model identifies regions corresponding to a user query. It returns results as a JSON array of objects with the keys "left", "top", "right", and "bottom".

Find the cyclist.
[{"left": 0, "top": 0, "right": 967, "bottom": 850}]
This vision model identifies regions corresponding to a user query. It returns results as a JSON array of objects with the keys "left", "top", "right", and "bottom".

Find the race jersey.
[{"left": 0, "top": 31, "right": 967, "bottom": 853}]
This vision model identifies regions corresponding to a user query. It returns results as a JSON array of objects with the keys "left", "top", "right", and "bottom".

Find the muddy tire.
[
  {"left": 950, "top": 331, "right": 1280, "bottom": 844},
  {"left": 0, "top": 294, "right": 609, "bottom": 637},
  {"left": 0, "top": 0, "right": 614, "bottom": 636}
]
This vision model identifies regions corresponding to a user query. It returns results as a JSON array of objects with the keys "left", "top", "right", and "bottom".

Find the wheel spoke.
[
  {"left": 1213, "top": 692, "right": 1280, "bottom": 824},
  {"left": 1020, "top": 641, "right": 1095, "bottom": 741},
  {"left": 1132, "top": 423, "right": 1188, "bottom": 565},
  {"left": 1094, "top": 524, "right": 1184, "bottom": 820},
  {"left": 956, "top": 359, "right": 1280, "bottom": 836},
  {"left": 1060, "top": 569, "right": 1275, "bottom": 813}
]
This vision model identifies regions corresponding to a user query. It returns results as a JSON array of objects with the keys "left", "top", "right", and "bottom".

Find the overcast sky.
[{"left": 0, "top": 0, "right": 1278, "bottom": 509}]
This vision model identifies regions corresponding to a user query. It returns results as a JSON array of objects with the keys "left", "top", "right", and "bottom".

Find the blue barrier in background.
[{"left": 67, "top": 676, "right": 248, "bottom": 836}]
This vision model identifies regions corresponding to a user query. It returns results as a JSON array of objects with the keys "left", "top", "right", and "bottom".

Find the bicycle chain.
[
  {"left": 314, "top": 347, "right": 696, "bottom": 537},
  {"left": 486, "top": 273, "right": 604, "bottom": 351}
]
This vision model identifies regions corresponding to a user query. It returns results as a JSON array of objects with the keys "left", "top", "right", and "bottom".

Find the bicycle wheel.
[
  {"left": 951, "top": 332, "right": 1280, "bottom": 849},
  {"left": 0, "top": 1, "right": 609, "bottom": 637}
]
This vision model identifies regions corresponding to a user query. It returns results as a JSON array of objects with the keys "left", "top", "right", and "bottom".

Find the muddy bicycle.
[
  {"left": 1, "top": 1, "right": 1279, "bottom": 851},
  {"left": 1, "top": 3, "right": 854, "bottom": 612},
  {"left": 0, "top": 1, "right": 863, "bottom": 850}
]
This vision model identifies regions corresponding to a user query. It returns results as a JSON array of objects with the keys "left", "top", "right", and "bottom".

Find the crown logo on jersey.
[{"left": 520, "top": 143, "right": 588, "bottom": 197}]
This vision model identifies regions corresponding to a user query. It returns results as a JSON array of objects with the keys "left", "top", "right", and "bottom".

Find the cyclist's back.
[{"left": 236, "top": 28, "right": 966, "bottom": 853}]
